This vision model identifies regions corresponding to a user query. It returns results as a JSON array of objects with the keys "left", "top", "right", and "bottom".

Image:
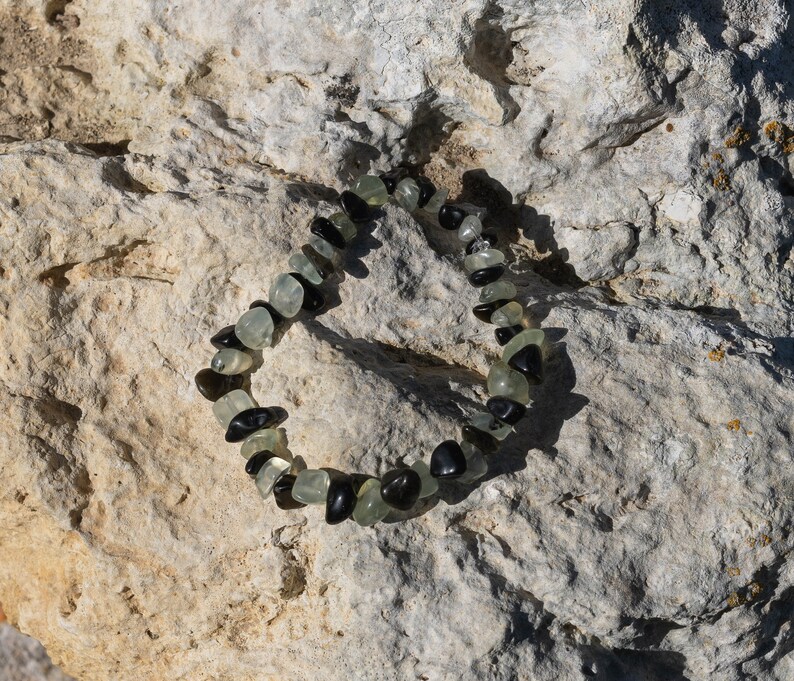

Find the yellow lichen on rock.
[{"left": 725, "top": 126, "right": 750, "bottom": 148}]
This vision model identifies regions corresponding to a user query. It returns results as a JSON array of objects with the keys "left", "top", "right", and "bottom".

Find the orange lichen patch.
[
  {"left": 708, "top": 347, "right": 726, "bottom": 362},
  {"left": 764, "top": 121, "right": 786, "bottom": 143},
  {"left": 749, "top": 582, "right": 763, "bottom": 598},
  {"left": 713, "top": 169, "right": 732, "bottom": 191},
  {"left": 784, "top": 139, "right": 794, "bottom": 154},
  {"left": 727, "top": 592, "right": 745, "bottom": 607},
  {"left": 727, "top": 419, "right": 741, "bottom": 431},
  {"left": 666, "top": 123, "right": 674, "bottom": 132},
  {"left": 727, "top": 567, "right": 741, "bottom": 577},
  {"left": 712, "top": 152, "right": 725, "bottom": 163},
  {"left": 759, "top": 534, "right": 772, "bottom": 546},
  {"left": 725, "top": 126, "right": 751, "bottom": 148}
]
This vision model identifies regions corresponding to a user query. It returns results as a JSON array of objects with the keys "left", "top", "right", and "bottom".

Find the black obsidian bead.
[
  {"left": 339, "top": 190, "right": 371, "bottom": 223},
  {"left": 322, "top": 468, "right": 357, "bottom": 524},
  {"left": 245, "top": 450, "right": 277, "bottom": 476},
  {"left": 273, "top": 474, "right": 306, "bottom": 510},
  {"left": 461, "top": 425, "right": 499, "bottom": 454},
  {"left": 430, "top": 440, "right": 467, "bottom": 478},
  {"left": 486, "top": 396, "right": 526, "bottom": 425},
  {"left": 309, "top": 216, "right": 346, "bottom": 249},
  {"left": 194, "top": 368, "right": 243, "bottom": 402},
  {"left": 465, "top": 232, "right": 498, "bottom": 255},
  {"left": 379, "top": 168, "right": 408, "bottom": 194},
  {"left": 249, "top": 300, "right": 285, "bottom": 328},
  {"left": 472, "top": 299, "right": 511, "bottom": 323},
  {"left": 468, "top": 265, "right": 505, "bottom": 287},
  {"left": 225, "top": 407, "right": 289, "bottom": 443},
  {"left": 415, "top": 177, "right": 436, "bottom": 208},
  {"left": 288, "top": 272, "right": 326, "bottom": 312},
  {"left": 301, "top": 244, "right": 335, "bottom": 280},
  {"left": 210, "top": 325, "right": 245, "bottom": 350},
  {"left": 495, "top": 325, "right": 524, "bottom": 346},
  {"left": 438, "top": 204, "right": 468, "bottom": 231},
  {"left": 508, "top": 344, "right": 544, "bottom": 385},
  {"left": 379, "top": 468, "right": 422, "bottom": 510}
]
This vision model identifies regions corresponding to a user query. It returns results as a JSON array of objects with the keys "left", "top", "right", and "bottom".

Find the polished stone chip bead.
[
  {"left": 430, "top": 439, "right": 467, "bottom": 479},
  {"left": 240, "top": 428, "right": 281, "bottom": 459},
  {"left": 210, "top": 348, "right": 253, "bottom": 375},
  {"left": 464, "top": 248, "right": 505, "bottom": 273},
  {"left": 288, "top": 252, "right": 323, "bottom": 286},
  {"left": 308, "top": 234, "right": 343, "bottom": 268},
  {"left": 350, "top": 175, "right": 390, "bottom": 207},
  {"left": 438, "top": 204, "right": 467, "bottom": 231},
  {"left": 212, "top": 388, "right": 258, "bottom": 428},
  {"left": 501, "top": 328, "right": 545, "bottom": 362},
  {"left": 329, "top": 212, "right": 357, "bottom": 242},
  {"left": 245, "top": 450, "right": 277, "bottom": 476},
  {"left": 466, "top": 232, "right": 498, "bottom": 255},
  {"left": 323, "top": 468, "right": 357, "bottom": 524},
  {"left": 210, "top": 325, "right": 245, "bottom": 350},
  {"left": 352, "top": 478, "right": 390, "bottom": 526},
  {"left": 415, "top": 177, "right": 436, "bottom": 208},
  {"left": 393, "top": 177, "right": 420, "bottom": 212},
  {"left": 234, "top": 306, "right": 274, "bottom": 350},
  {"left": 473, "top": 299, "right": 511, "bottom": 323},
  {"left": 225, "top": 406, "right": 288, "bottom": 443},
  {"left": 495, "top": 324, "right": 525, "bottom": 346},
  {"left": 486, "top": 396, "right": 527, "bottom": 426},
  {"left": 292, "top": 469, "right": 331, "bottom": 505},
  {"left": 289, "top": 272, "right": 326, "bottom": 312},
  {"left": 339, "top": 189, "right": 371, "bottom": 223},
  {"left": 508, "top": 343, "right": 544, "bottom": 385},
  {"left": 479, "top": 280, "right": 516, "bottom": 304},
  {"left": 491, "top": 301, "right": 525, "bottom": 327},
  {"left": 470, "top": 411, "right": 513, "bottom": 441},
  {"left": 487, "top": 360, "right": 530, "bottom": 404},
  {"left": 458, "top": 215, "right": 483, "bottom": 242},
  {"left": 410, "top": 460, "right": 439, "bottom": 498},
  {"left": 255, "top": 456, "right": 292, "bottom": 498},
  {"left": 458, "top": 442, "right": 488, "bottom": 483},
  {"left": 379, "top": 468, "right": 423, "bottom": 510},
  {"left": 461, "top": 424, "right": 499, "bottom": 454},
  {"left": 310, "top": 216, "right": 346, "bottom": 249},
  {"left": 268, "top": 273, "right": 304, "bottom": 318},
  {"left": 301, "top": 244, "right": 336, "bottom": 280},
  {"left": 422, "top": 187, "right": 449, "bottom": 216},
  {"left": 273, "top": 474, "right": 307, "bottom": 510},
  {"left": 379, "top": 168, "right": 408, "bottom": 195},
  {"left": 194, "top": 368, "right": 243, "bottom": 402},
  {"left": 249, "top": 300, "right": 284, "bottom": 328},
  {"left": 468, "top": 265, "right": 505, "bottom": 287}
]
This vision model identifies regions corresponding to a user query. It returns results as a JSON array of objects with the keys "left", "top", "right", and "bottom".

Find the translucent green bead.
[
  {"left": 410, "top": 460, "right": 438, "bottom": 498},
  {"left": 329, "top": 212, "right": 357, "bottom": 242},
  {"left": 288, "top": 252, "right": 323, "bottom": 285},
  {"left": 502, "top": 328, "right": 545, "bottom": 363},
  {"left": 394, "top": 178, "right": 420, "bottom": 212},
  {"left": 457, "top": 215, "right": 483, "bottom": 242},
  {"left": 422, "top": 188, "right": 449, "bottom": 216},
  {"left": 459, "top": 441, "right": 488, "bottom": 483},
  {"left": 480, "top": 280, "right": 517, "bottom": 304},
  {"left": 491, "top": 301, "right": 524, "bottom": 327},
  {"left": 487, "top": 361, "right": 530, "bottom": 404},
  {"left": 308, "top": 235, "right": 343, "bottom": 268},
  {"left": 234, "top": 307, "right": 274, "bottom": 350},
  {"left": 268, "top": 273, "right": 304, "bottom": 318},
  {"left": 470, "top": 412, "right": 512, "bottom": 441},
  {"left": 291, "top": 469, "right": 330, "bottom": 505},
  {"left": 464, "top": 248, "right": 505, "bottom": 273},
  {"left": 212, "top": 389, "right": 258, "bottom": 428},
  {"left": 210, "top": 348, "right": 253, "bottom": 375},
  {"left": 255, "top": 456, "right": 292, "bottom": 498},
  {"left": 240, "top": 428, "right": 281, "bottom": 459},
  {"left": 352, "top": 478, "right": 390, "bottom": 526},
  {"left": 350, "top": 175, "right": 390, "bottom": 207}
]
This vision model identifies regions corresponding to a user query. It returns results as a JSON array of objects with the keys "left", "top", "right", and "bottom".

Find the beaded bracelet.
[{"left": 194, "top": 169, "right": 545, "bottom": 526}]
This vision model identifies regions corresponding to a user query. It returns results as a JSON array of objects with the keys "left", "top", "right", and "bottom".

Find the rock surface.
[{"left": 1, "top": 1, "right": 792, "bottom": 680}]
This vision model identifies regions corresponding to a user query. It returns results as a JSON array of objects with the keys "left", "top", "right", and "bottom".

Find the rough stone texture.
[
  {"left": 1, "top": 1, "right": 793, "bottom": 680},
  {"left": 0, "top": 620, "right": 75, "bottom": 681}
]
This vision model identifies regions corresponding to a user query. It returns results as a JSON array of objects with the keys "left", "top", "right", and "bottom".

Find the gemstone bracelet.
[{"left": 194, "top": 169, "right": 545, "bottom": 526}]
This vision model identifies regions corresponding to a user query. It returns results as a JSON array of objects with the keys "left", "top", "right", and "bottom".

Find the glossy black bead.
[
  {"left": 210, "top": 325, "right": 245, "bottom": 350},
  {"left": 495, "top": 325, "right": 524, "bottom": 346},
  {"left": 322, "top": 468, "right": 357, "bottom": 524},
  {"left": 429, "top": 440, "right": 467, "bottom": 479},
  {"left": 379, "top": 468, "right": 422, "bottom": 510},
  {"left": 301, "top": 244, "right": 335, "bottom": 280},
  {"left": 339, "top": 190, "right": 371, "bottom": 223},
  {"left": 465, "top": 232, "right": 498, "bottom": 255},
  {"left": 225, "top": 407, "right": 289, "bottom": 443},
  {"left": 379, "top": 168, "right": 408, "bottom": 194},
  {"left": 508, "top": 344, "right": 544, "bottom": 385},
  {"left": 486, "top": 396, "right": 526, "bottom": 425},
  {"left": 309, "top": 216, "right": 346, "bottom": 249},
  {"left": 194, "top": 368, "right": 243, "bottom": 402},
  {"left": 461, "top": 425, "right": 499, "bottom": 454},
  {"left": 472, "top": 299, "right": 511, "bottom": 323},
  {"left": 438, "top": 204, "right": 468, "bottom": 231},
  {"left": 273, "top": 474, "right": 306, "bottom": 510},
  {"left": 245, "top": 450, "right": 276, "bottom": 476},
  {"left": 415, "top": 177, "right": 436, "bottom": 208},
  {"left": 288, "top": 272, "right": 326, "bottom": 313},
  {"left": 468, "top": 265, "right": 505, "bottom": 287},
  {"left": 248, "top": 300, "right": 284, "bottom": 328}
]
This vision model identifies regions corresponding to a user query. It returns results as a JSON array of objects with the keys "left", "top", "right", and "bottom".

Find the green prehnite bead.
[
  {"left": 350, "top": 175, "right": 390, "bottom": 207},
  {"left": 255, "top": 456, "right": 292, "bottom": 498},
  {"left": 240, "top": 428, "right": 281, "bottom": 459},
  {"left": 329, "top": 212, "right": 357, "bottom": 242},
  {"left": 410, "top": 460, "right": 438, "bottom": 498},
  {"left": 269, "top": 273, "right": 304, "bottom": 318},
  {"left": 480, "top": 280, "right": 517, "bottom": 304},
  {"left": 458, "top": 215, "right": 483, "bottom": 242},
  {"left": 464, "top": 248, "right": 505, "bottom": 273},
  {"left": 352, "top": 478, "right": 390, "bottom": 526},
  {"left": 234, "top": 307, "right": 274, "bottom": 350},
  {"left": 308, "top": 234, "right": 343, "bottom": 267},
  {"left": 291, "top": 469, "right": 330, "bottom": 505},
  {"left": 288, "top": 252, "right": 323, "bottom": 285},
  {"left": 491, "top": 301, "right": 524, "bottom": 327},
  {"left": 502, "top": 328, "right": 545, "bottom": 363},
  {"left": 470, "top": 411, "right": 513, "bottom": 441},
  {"left": 210, "top": 348, "right": 253, "bottom": 375},
  {"left": 394, "top": 178, "right": 420, "bottom": 211},
  {"left": 487, "top": 360, "right": 530, "bottom": 404},
  {"left": 212, "top": 389, "right": 258, "bottom": 428},
  {"left": 422, "top": 188, "right": 449, "bottom": 216},
  {"left": 459, "top": 442, "right": 488, "bottom": 483}
]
